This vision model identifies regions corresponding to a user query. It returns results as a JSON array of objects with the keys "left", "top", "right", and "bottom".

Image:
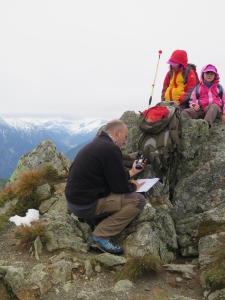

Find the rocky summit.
[{"left": 0, "top": 112, "right": 225, "bottom": 300}]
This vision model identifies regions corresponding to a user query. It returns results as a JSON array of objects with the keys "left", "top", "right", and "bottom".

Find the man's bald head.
[
  {"left": 104, "top": 119, "right": 127, "bottom": 134},
  {"left": 104, "top": 119, "right": 128, "bottom": 148}
]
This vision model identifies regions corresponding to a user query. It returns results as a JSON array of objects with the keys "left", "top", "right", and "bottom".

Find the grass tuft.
[
  {"left": 39, "top": 164, "right": 60, "bottom": 182},
  {"left": 115, "top": 255, "right": 162, "bottom": 281},
  {"left": 14, "top": 170, "right": 44, "bottom": 200},
  {"left": 0, "top": 165, "right": 61, "bottom": 232},
  {"left": 0, "top": 186, "right": 15, "bottom": 208},
  {"left": 13, "top": 220, "right": 48, "bottom": 248},
  {"left": 201, "top": 236, "right": 225, "bottom": 291}
]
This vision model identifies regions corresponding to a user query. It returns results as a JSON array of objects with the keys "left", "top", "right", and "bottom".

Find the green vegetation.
[
  {"left": 0, "top": 178, "right": 7, "bottom": 191},
  {"left": 203, "top": 264, "right": 225, "bottom": 291},
  {"left": 115, "top": 255, "right": 162, "bottom": 281},
  {"left": 39, "top": 164, "right": 62, "bottom": 182},
  {"left": 0, "top": 186, "right": 15, "bottom": 208},
  {"left": 0, "top": 164, "right": 60, "bottom": 231},
  {"left": 197, "top": 220, "right": 225, "bottom": 239},
  {"left": 201, "top": 236, "right": 225, "bottom": 291},
  {"left": 3, "top": 281, "right": 16, "bottom": 300}
]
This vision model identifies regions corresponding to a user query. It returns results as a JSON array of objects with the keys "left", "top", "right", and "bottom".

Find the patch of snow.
[{"left": 9, "top": 209, "right": 39, "bottom": 226}]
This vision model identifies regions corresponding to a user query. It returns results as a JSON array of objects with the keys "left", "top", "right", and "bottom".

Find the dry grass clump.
[
  {"left": 13, "top": 220, "right": 48, "bottom": 248},
  {"left": 0, "top": 164, "right": 61, "bottom": 232},
  {"left": 0, "top": 165, "right": 60, "bottom": 206},
  {"left": 115, "top": 255, "right": 162, "bottom": 281},
  {"left": 39, "top": 164, "right": 60, "bottom": 182},
  {"left": 201, "top": 236, "right": 225, "bottom": 291},
  {"left": 14, "top": 170, "right": 44, "bottom": 200},
  {"left": 0, "top": 185, "right": 15, "bottom": 208}
]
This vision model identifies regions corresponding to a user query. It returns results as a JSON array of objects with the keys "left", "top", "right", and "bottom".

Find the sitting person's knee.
[
  {"left": 209, "top": 103, "right": 218, "bottom": 109},
  {"left": 181, "top": 110, "right": 189, "bottom": 119},
  {"left": 136, "top": 193, "right": 146, "bottom": 210}
]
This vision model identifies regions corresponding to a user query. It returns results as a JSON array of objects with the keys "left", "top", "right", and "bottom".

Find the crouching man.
[{"left": 65, "top": 120, "right": 146, "bottom": 254}]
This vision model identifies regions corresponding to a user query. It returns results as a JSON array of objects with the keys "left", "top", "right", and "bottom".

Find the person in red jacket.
[{"left": 161, "top": 50, "right": 198, "bottom": 106}]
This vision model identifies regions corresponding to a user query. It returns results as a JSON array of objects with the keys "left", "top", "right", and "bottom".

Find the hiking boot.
[{"left": 92, "top": 235, "right": 123, "bottom": 254}]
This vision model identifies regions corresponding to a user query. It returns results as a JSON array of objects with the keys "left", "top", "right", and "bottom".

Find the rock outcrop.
[
  {"left": 1, "top": 111, "right": 225, "bottom": 299},
  {"left": 173, "top": 121, "right": 225, "bottom": 257},
  {"left": 120, "top": 111, "right": 225, "bottom": 298},
  {"left": 10, "top": 140, "right": 71, "bottom": 182}
]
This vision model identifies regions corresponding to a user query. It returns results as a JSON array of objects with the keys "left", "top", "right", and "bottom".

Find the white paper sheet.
[{"left": 136, "top": 178, "right": 159, "bottom": 192}]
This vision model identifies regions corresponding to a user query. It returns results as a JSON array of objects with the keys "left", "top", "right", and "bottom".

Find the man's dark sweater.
[{"left": 65, "top": 131, "right": 136, "bottom": 218}]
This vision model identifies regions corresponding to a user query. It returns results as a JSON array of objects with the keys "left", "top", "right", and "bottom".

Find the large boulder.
[
  {"left": 120, "top": 111, "right": 142, "bottom": 154},
  {"left": 173, "top": 121, "right": 225, "bottom": 256},
  {"left": 174, "top": 200, "right": 225, "bottom": 257},
  {"left": 43, "top": 211, "right": 89, "bottom": 253},
  {"left": 0, "top": 265, "right": 35, "bottom": 299},
  {"left": 199, "top": 232, "right": 225, "bottom": 294},
  {"left": 121, "top": 111, "right": 225, "bottom": 263},
  {"left": 176, "top": 119, "right": 209, "bottom": 177},
  {"left": 10, "top": 140, "right": 71, "bottom": 182},
  {"left": 117, "top": 204, "right": 177, "bottom": 263}
]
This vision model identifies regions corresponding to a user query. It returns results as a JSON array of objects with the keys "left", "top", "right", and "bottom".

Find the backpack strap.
[
  {"left": 217, "top": 83, "right": 223, "bottom": 99},
  {"left": 195, "top": 83, "right": 202, "bottom": 109},
  {"left": 161, "top": 70, "right": 173, "bottom": 101},
  {"left": 195, "top": 84, "right": 200, "bottom": 100},
  {"left": 183, "top": 64, "right": 192, "bottom": 85},
  {"left": 218, "top": 83, "right": 224, "bottom": 111},
  {"left": 182, "top": 67, "right": 190, "bottom": 85},
  {"left": 183, "top": 64, "right": 197, "bottom": 85},
  {"left": 169, "top": 69, "right": 173, "bottom": 81}
]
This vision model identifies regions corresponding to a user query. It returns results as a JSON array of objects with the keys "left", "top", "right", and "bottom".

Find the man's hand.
[
  {"left": 192, "top": 104, "right": 200, "bottom": 112},
  {"left": 129, "top": 159, "right": 147, "bottom": 177},
  {"left": 130, "top": 179, "right": 145, "bottom": 190},
  {"left": 222, "top": 114, "right": 225, "bottom": 123}
]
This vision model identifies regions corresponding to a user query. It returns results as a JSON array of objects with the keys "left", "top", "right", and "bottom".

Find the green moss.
[
  {"left": 0, "top": 213, "right": 10, "bottom": 231},
  {"left": 115, "top": 255, "right": 162, "bottom": 281},
  {"left": 4, "top": 282, "right": 17, "bottom": 300},
  {"left": 0, "top": 179, "right": 7, "bottom": 191},
  {"left": 201, "top": 238, "right": 225, "bottom": 291},
  {"left": 202, "top": 261, "right": 225, "bottom": 291},
  {"left": 0, "top": 187, "right": 15, "bottom": 208},
  {"left": 10, "top": 165, "right": 28, "bottom": 183},
  {"left": 197, "top": 220, "right": 225, "bottom": 239},
  {"left": 39, "top": 164, "right": 61, "bottom": 182}
]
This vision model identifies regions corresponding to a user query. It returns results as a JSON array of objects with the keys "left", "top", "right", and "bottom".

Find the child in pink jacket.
[{"left": 181, "top": 64, "right": 225, "bottom": 126}]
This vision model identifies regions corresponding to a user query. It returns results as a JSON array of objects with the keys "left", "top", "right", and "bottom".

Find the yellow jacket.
[{"left": 164, "top": 71, "right": 185, "bottom": 104}]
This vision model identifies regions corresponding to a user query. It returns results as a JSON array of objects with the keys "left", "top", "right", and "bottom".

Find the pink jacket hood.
[
  {"left": 200, "top": 64, "right": 220, "bottom": 84},
  {"left": 189, "top": 64, "right": 225, "bottom": 114}
]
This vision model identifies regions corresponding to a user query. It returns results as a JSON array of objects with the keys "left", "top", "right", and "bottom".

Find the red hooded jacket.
[{"left": 161, "top": 50, "right": 197, "bottom": 104}]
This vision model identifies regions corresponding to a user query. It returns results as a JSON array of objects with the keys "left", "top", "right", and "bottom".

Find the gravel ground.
[{"left": 0, "top": 224, "right": 204, "bottom": 300}]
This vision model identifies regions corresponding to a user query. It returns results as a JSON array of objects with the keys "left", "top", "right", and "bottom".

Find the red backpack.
[{"left": 142, "top": 106, "right": 169, "bottom": 123}]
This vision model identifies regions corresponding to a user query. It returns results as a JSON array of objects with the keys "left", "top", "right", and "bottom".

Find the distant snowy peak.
[
  {"left": 2, "top": 117, "right": 107, "bottom": 134},
  {"left": 65, "top": 119, "right": 106, "bottom": 134}
]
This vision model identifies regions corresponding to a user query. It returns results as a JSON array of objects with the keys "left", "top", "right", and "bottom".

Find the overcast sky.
[{"left": 0, "top": 0, "right": 224, "bottom": 119}]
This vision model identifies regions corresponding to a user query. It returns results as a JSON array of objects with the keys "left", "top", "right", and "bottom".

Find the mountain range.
[{"left": 0, "top": 116, "right": 106, "bottom": 179}]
